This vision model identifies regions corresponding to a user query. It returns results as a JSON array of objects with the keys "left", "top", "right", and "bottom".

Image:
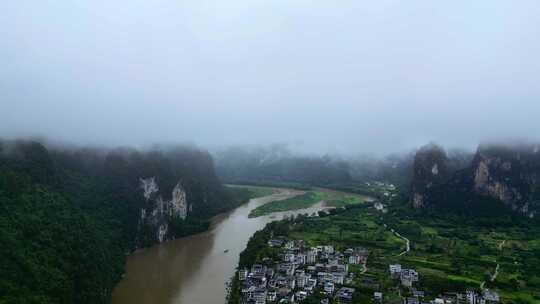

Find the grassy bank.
[
  {"left": 225, "top": 185, "right": 275, "bottom": 200},
  {"left": 224, "top": 180, "right": 312, "bottom": 191},
  {"left": 248, "top": 190, "right": 370, "bottom": 218}
]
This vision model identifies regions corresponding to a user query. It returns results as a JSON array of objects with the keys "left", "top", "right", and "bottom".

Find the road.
[{"left": 382, "top": 222, "right": 411, "bottom": 256}]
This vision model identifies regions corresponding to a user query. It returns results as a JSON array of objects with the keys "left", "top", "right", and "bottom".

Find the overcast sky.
[{"left": 1, "top": 0, "right": 539, "bottom": 154}]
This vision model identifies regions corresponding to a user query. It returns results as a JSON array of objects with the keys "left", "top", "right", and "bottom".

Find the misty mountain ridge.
[
  {"left": 216, "top": 141, "right": 540, "bottom": 218},
  {"left": 410, "top": 142, "right": 540, "bottom": 217},
  {"left": 214, "top": 145, "right": 353, "bottom": 188}
]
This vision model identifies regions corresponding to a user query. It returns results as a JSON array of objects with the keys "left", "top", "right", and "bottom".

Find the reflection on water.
[{"left": 112, "top": 188, "right": 366, "bottom": 304}]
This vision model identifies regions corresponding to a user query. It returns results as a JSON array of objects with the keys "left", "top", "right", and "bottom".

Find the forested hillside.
[
  {"left": 0, "top": 140, "right": 249, "bottom": 304},
  {"left": 410, "top": 143, "right": 540, "bottom": 217}
]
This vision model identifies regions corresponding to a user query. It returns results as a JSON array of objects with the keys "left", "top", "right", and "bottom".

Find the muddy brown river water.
[{"left": 111, "top": 187, "right": 369, "bottom": 304}]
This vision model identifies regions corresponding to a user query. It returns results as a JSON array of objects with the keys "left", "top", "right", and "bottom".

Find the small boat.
[{"left": 224, "top": 249, "right": 229, "bottom": 253}]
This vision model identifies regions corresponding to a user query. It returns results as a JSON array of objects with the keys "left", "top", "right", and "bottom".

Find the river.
[{"left": 111, "top": 187, "right": 370, "bottom": 304}]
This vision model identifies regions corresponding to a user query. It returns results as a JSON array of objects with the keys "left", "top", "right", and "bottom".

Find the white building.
[
  {"left": 348, "top": 254, "right": 363, "bottom": 265},
  {"left": 284, "top": 253, "right": 295, "bottom": 262},
  {"left": 389, "top": 264, "right": 402, "bottom": 276},
  {"left": 267, "top": 291, "right": 277, "bottom": 302},
  {"left": 400, "top": 269, "right": 418, "bottom": 287},
  {"left": 324, "top": 282, "right": 335, "bottom": 294},
  {"left": 295, "top": 254, "right": 307, "bottom": 265},
  {"left": 324, "top": 245, "right": 335, "bottom": 254},
  {"left": 331, "top": 272, "right": 345, "bottom": 285},
  {"left": 285, "top": 241, "right": 295, "bottom": 250},
  {"left": 296, "top": 274, "right": 308, "bottom": 288},
  {"left": 252, "top": 288, "right": 266, "bottom": 304},
  {"left": 239, "top": 268, "right": 248, "bottom": 281},
  {"left": 307, "top": 249, "right": 317, "bottom": 264},
  {"left": 295, "top": 291, "right": 308, "bottom": 302},
  {"left": 466, "top": 289, "right": 478, "bottom": 304}
]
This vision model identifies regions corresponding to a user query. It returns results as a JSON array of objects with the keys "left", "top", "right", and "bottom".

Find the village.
[{"left": 238, "top": 238, "right": 501, "bottom": 304}]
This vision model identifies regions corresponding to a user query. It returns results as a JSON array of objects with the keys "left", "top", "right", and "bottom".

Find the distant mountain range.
[{"left": 213, "top": 145, "right": 352, "bottom": 187}]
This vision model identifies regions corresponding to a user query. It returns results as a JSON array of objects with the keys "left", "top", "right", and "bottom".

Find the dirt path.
[
  {"left": 490, "top": 263, "right": 500, "bottom": 282},
  {"left": 490, "top": 240, "right": 505, "bottom": 282},
  {"left": 481, "top": 239, "right": 506, "bottom": 289}
]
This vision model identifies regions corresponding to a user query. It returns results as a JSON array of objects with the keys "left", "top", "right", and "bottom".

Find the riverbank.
[
  {"left": 248, "top": 188, "right": 373, "bottom": 218},
  {"left": 227, "top": 203, "right": 401, "bottom": 304},
  {"left": 111, "top": 187, "right": 328, "bottom": 304}
]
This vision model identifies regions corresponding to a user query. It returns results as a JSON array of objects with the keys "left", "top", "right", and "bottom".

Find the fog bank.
[{"left": 2, "top": 1, "right": 539, "bottom": 154}]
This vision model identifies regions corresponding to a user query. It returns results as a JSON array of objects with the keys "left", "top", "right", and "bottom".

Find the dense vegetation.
[
  {"left": 230, "top": 186, "right": 540, "bottom": 304},
  {"left": 386, "top": 207, "right": 540, "bottom": 303},
  {"left": 0, "top": 140, "right": 256, "bottom": 304}
]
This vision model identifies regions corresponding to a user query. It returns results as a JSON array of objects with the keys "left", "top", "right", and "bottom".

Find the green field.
[
  {"left": 248, "top": 191, "right": 326, "bottom": 218},
  {"left": 225, "top": 185, "right": 275, "bottom": 201},
  {"left": 248, "top": 190, "right": 370, "bottom": 218}
]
